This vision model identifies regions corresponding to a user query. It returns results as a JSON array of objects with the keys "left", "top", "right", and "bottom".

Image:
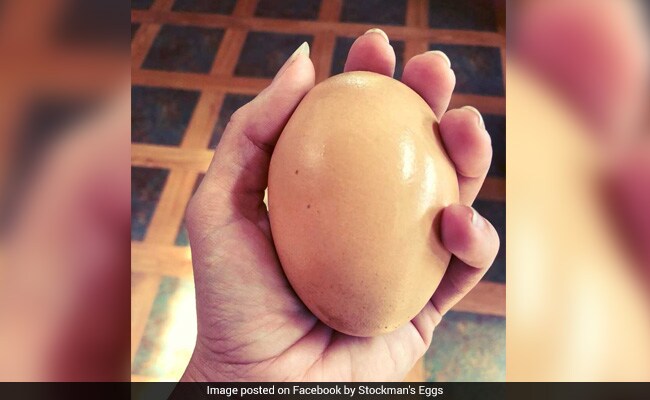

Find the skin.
[{"left": 182, "top": 31, "right": 499, "bottom": 382}]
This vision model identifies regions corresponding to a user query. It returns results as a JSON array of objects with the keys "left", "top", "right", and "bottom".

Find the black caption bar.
[
  {"left": 162, "top": 382, "right": 650, "bottom": 400},
  {"left": 0, "top": 382, "right": 649, "bottom": 400}
]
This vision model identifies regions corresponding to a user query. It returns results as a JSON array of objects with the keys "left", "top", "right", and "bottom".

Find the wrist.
[
  {"left": 181, "top": 342, "right": 252, "bottom": 382},
  {"left": 181, "top": 346, "right": 222, "bottom": 382}
]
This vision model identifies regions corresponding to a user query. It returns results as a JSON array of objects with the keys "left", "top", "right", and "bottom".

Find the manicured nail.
[
  {"left": 275, "top": 42, "right": 310, "bottom": 80},
  {"left": 461, "top": 105, "right": 485, "bottom": 129},
  {"left": 291, "top": 41, "right": 310, "bottom": 60},
  {"left": 364, "top": 28, "right": 389, "bottom": 44},
  {"left": 471, "top": 207, "right": 484, "bottom": 227},
  {"left": 426, "top": 50, "right": 452, "bottom": 69}
]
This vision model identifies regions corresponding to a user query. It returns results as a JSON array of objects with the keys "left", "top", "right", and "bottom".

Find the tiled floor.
[
  {"left": 473, "top": 199, "right": 506, "bottom": 283},
  {"left": 235, "top": 31, "right": 314, "bottom": 78},
  {"left": 172, "top": 0, "right": 237, "bottom": 14},
  {"left": 131, "top": 167, "right": 170, "bottom": 241},
  {"left": 340, "top": 0, "right": 407, "bottom": 25},
  {"left": 208, "top": 93, "right": 255, "bottom": 148},
  {"left": 428, "top": 0, "right": 498, "bottom": 31},
  {"left": 131, "top": 0, "right": 506, "bottom": 382},
  {"left": 142, "top": 25, "right": 225, "bottom": 73},
  {"left": 255, "top": 0, "right": 321, "bottom": 20},
  {"left": 174, "top": 174, "right": 204, "bottom": 247},
  {"left": 132, "top": 276, "right": 196, "bottom": 379},
  {"left": 132, "top": 86, "right": 200, "bottom": 146},
  {"left": 429, "top": 43, "right": 505, "bottom": 97},
  {"left": 425, "top": 311, "right": 505, "bottom": 381},
  {"left": 484, "top": 114, "right": 506, "bottom": 178}
]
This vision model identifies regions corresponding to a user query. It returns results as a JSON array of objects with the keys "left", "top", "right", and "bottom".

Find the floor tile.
[
  {"left": 132, "top": 0, "right": 154, "bottom": 10},
  {"left": 132, "top": 276, "right": 196, "bottom": 379},
  {"left": 429, "top": 44, "right": 504, "bottom": 96},
  {"left": 142, "top": 25, "right": 225, "bottom": 73},
  {"left": 340, "top": 0, "right": 406, "bottom": 26},
  {"left": 132, "top": 86, "right": 200, "bottom": 146},
  {"left": 255, "top": 0, "right": 321, "bottom": 20},
  {"left": 175, "top": 174, "right": 205, "bottom": 247},
  {"left": 428, "top": 0, "right": 497, "bottom": 31},
  {"left": 208, "top": 94, "right": 256, "bottom": 149},
  {"left": 172, "top": 0, "right": 236, "bottom": 14},
  {"left": 484, "top": 114, "right": 505, "bottom": 178},
  {"left": 425, "top": 311, "right": 505, "bottom": 381},
  {"left": 235, "top": 31, "right": 313, "bottom": 78},
  {"left": 473, "top": 199, "right": 505, "bottom": 283},
  {"left": 331, "top": 37, "right": 405, "bottom": 79},
  {"left": 132, "top": 167, "right": 170, "bottom": 241}
]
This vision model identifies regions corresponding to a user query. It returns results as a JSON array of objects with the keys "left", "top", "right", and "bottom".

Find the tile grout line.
[
  {"left": 129, "top": 242, "right": 505, "bottom": 318},
  {"left": 131, "top": 10, "right": 506, "bottom": 47},
  {"left": 131, "top": 143, "right": 213, "bottom": 171},
  {"left": 143, "top": 169, "right": 197, "bottom": 245},
  {"left": 131, "top": 274, "right": 163, "bottom": 366},
  {"left": 179, "top": 0, "right": 259, "bottom": 148},
  {"left": 312, "top": 0, "right": 342, "bottom": 82},
  {"left": 135, "top": 0, "right": 251, "bottom": 248},
  {"left": 131, "top": 0, "right": 175, "bottom": 69},
  {"left": 209, "top": 0, "right": 257, "bottom": 76},
  {"left": 132, "top": 70, "right": 507, "bottom": 114},
  {"left": 404, "top": 0, "right": 429, "bottom": 60}
]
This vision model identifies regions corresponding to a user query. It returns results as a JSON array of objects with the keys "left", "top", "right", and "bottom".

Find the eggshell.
[{"left": 268, "top": 71, "right": 459, "bottom": 337}]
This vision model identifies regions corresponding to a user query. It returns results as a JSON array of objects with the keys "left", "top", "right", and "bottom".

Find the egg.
[{"left": 268, "top": 71, "right": 459, "bottom": 337}]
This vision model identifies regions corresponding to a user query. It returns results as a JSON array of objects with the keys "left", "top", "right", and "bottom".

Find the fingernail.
[
  {"left": 364, "top": 28, "right": 390, "bottom": 44},
  {"left": 291, "top": 41, "right": 310, "bottom": 60},
  {"left": 461, "top": 105, "right": 485, "bottom": 129},
  {"left": 426, "top": 50, "right": 452, "bottom": 69},
  {"left": 275, "top": 42, "right": 310, "bottom": 80},
  {"left": 471, "top": 207, "right": 484, "bottom": 228}
]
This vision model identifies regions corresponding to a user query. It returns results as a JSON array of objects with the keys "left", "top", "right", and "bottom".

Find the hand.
[{"left": 182, "top": 30, "right": 499, "bottom": 382}]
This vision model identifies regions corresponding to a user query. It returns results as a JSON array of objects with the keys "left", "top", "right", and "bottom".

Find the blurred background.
[
  {"left": 0, "top": 0, "right": 130, "bottom": 381},
  {"left": 506, "top": 0, "right": 650, "bottom": 381},
  {"left": 130, "top": 0, "right": 506, "bottom": 382}
]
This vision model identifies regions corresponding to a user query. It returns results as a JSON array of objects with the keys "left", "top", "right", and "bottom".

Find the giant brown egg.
[{"left": 268, "top": 71, "right": 459, "bottom": 337}]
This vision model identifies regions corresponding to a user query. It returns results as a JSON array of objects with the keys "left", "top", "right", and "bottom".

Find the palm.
[{"left": 191, "top": 213, "right": 431, "bottom": 381}]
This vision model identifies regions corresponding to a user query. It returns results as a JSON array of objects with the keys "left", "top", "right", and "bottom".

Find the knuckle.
[
  {"left": 225, "top": 104, "right": 260, "bottom": 144},
  {"left": 228, "top": 105, "right": 247, "bottom": 127},
  {"left": 227, "top": 103, "right": 253, "bottom": 134}
]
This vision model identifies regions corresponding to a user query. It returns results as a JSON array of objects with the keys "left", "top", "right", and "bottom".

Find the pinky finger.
[{"left": 431, "top": 204, "right": 500, "bottom": 316}]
